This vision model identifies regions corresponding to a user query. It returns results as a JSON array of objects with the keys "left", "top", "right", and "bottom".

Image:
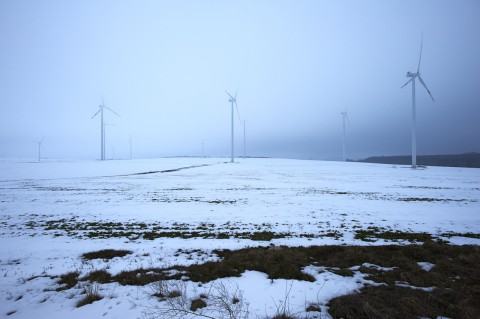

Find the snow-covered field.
[{"left": 0, "top": 158, "right": 479, "bottom": 318}]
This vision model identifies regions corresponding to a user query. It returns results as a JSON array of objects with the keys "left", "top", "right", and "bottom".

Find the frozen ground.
[{"left": 0, "top": 158, "right": 479, "bottom": 318}]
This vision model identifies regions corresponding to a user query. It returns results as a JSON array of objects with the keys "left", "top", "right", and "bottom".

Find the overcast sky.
[{"left": 1, "top": 0, "right": 479, "bottom": 161}]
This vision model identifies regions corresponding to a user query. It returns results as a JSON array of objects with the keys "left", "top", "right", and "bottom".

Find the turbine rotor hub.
[{"left": 406, "top": 71, "right": 419, "bottom": 77}]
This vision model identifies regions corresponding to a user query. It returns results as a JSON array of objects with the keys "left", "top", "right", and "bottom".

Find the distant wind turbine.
[
  {"left": 341, "top": 110, "right": 348, "bottom": 162},
  {"left": 243, "top": 120, "right": 246, "bottom": 159},
  {"left": 33, "top": 137, "right": 44, "bottom": 162},
  {"left": 103, "top": 123, "right": 117, "bottom": 160},
  {"left": 401, "top": 36, "right": 435, "bottom": 169},
  {"left": 129, "top": 135, "right": 133, "bottom": 160},
  {"left": 226, "top": 91, "right": 241, "bottom": 163},
  {"left": 91, "top": 98, "right": 120, "bottom": 161}
]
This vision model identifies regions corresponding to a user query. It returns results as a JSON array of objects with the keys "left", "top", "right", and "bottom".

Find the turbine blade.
[
  {"left": 225, "top": 91, "right": 234, "bottom": 100},
  {"left": 417, "top": 35, "right": 423, "bottom": 73},
  {"left": 235, "top": 101, "right": 241, "bottom": 121},
  {"left": 234, "top": 89, "right": 237, "bottom": 100},
  {"left": 104, "top": 106, "right": 121, "bottom": 116},
  {"left": 401, "top": 78, "right": 413, "bottom": 88},
  {"left": 91, "top": 109, "right": 102, "bottom": 118},
  {"left": 418, "top": 75, "right": 435, "bottom": 102}
]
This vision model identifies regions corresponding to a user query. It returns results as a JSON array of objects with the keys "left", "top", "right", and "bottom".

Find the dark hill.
[{"left": 358, "top": 153, "right": 480, "bottom": 168}]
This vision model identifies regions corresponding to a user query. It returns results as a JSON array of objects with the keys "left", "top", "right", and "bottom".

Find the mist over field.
[{"left": 1, "top": 1, "right": 479, "bottom": 160}]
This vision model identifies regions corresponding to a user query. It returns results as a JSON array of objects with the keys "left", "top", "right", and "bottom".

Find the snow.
[
  {"left": 395, "top": 281, "right": 436, "bottom": 292},
  {"left": 360, "top": 263, "right": 397, "bottom": 272},
  {"left": 0, "top": 157, "right": 479, "bottom": 318},
  {"left": 417, "top": 261, "right": 435, "bottom": 272}
]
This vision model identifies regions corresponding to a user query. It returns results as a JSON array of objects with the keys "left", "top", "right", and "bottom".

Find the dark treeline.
[{"left": 357, "top": 152, "right": 480, "bottom": 168}]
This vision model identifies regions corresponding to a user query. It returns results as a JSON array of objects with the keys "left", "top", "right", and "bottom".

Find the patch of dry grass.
[
  {"left": 57, "top": 243, "right": 479, "bottom": 318},
  {"left": 81, "top": 249, "right": 132, "bottom": 260}
]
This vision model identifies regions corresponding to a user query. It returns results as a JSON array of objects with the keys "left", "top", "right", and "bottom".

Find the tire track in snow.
[
  {"left": 114, "top": 162, "right": 224, "bottom": 177},
  {"left": 0, "top": 162, "right": 225, "bottom": 183}
]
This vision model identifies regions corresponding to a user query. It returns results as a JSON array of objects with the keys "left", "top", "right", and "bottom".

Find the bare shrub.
[
  {"left": 139, "top": 280, "right": 249, "bottom": 319},
  {"left": 76, "top": 283, "right": 103, "bottom": 307},
  {"left": 207, "top": 281, "right": 249, "bottom": 319},
  {"left": 149, "top": 280, "right": 170, "bottom": 300},
  {"left": 266, "top": 281, "right": 299, "bottom": 319}
]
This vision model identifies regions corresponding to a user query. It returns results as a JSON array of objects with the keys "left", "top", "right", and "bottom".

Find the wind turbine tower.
[
  {"left": 243, "top": 120, "right": 246, "bottom": 159},
  {"left": 226, "top": 91, "right": 240, "bottom": 163},
  {"left": 129, "top": 135, "right": 132, "bottom": 160},
  {"left": 341, "top": 111, "right": 348, "bottom": 162},
  {"left": 401, "top": 37, "right": 435, "bottom": 169},
  {"left": 91, "top": 99, "right": 120, "bottom": 160},
  {"left": 33, "top": 137, "right": 44, "bottom": 162}
]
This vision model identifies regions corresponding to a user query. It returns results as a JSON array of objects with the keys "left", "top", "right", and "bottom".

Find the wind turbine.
[
  {"left": 129, "top": 135, "right": 133, "bottom": 160},
  {"left": 33, "top": 137, "right": 44, "bottom": 162},
  {"left": 401, "top": 36, "right": 435, "bottom": 169},
  {"left": 341, "top": 110, "right": 348, "bottom": 162},
  {"left": 91, "top": 98, "right": 120, "bottom": 160},
  {"left": 226, "top": 91, "right": 241, "bottom": 163},
  {"left": 243, "top": 120, "right": 246, "bottom": 159}
]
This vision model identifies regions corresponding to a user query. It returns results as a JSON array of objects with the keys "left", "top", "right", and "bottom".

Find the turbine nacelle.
[
  {"left": 226, "top": 91, "right": 237, "bottom": 103},
  {"left": 406, "top": 71, "right": 419, "bottom": 78}
]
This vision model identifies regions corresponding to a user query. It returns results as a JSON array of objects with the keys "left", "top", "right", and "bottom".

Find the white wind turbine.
[
  {"left": 243, "top": 120, "right": 246, "bottom": 159},
  {"left": 226, "top": 91, "right": 241, "bottom": 163},
  {"left": 91, "top": 98, "right": 120, "bottom": 161},
  {"left": 401, "top": 37, "right": 435, "bottom": 169},
  {"left": 129, "top": 135, "right": 133, "bottom": 160},
  {"left": 341, "top": 110, "right": 348, "bottom": 162},
  {"left": 33, "top": 137, "right": 44, "bottom": 162}
]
